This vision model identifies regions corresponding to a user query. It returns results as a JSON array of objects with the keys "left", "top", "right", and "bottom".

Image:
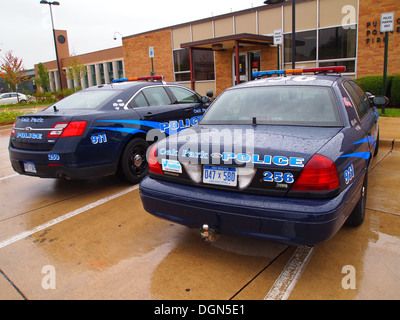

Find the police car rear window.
[
  {"left": 50, "top": 90, "right": 119, "bottom": 110},
  {"left": 201, "top": 86, "right": 342, "bottom": 127}
]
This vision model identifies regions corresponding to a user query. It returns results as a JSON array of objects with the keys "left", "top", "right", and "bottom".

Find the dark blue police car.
[
  {"left": 9, "top": 76, "right": 212, "bottom": 183},
  {"left": 139, "top": 67, "right": 387, "bottom": 245}
]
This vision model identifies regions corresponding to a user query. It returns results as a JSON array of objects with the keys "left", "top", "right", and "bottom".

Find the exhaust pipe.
[
  {"left": 58, "top": 173, "right": 72, "bottom": 181},
  {"left": 200, "top": 224, "right": 218, "bottom": 243}
]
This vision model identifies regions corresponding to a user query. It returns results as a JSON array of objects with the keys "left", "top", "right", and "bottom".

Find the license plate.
[
  {"left": 24, "top": 162, "right": 37, "bottom": 173},
  {"left": 203, "top": 166, "right": 237, "bottom": 187}
]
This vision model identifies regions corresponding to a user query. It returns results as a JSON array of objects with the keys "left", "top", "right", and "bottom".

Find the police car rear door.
[
  {"left": 131, "top": 85, "right": 190, "bottom": 135},
  {"left": 166, "top": 85, "right": 207, "bottom": 118}
]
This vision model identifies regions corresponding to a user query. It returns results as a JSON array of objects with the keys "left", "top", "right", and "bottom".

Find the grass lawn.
[
  {"left": 0, "top": 103, "right": 51, "bottom": 126},
  {"left": 379, "top": 108, "right": 400, "bottom": 117}
]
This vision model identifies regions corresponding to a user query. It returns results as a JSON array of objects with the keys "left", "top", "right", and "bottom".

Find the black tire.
[
  {"left": 346, "top": 171, "right": 368, "bottom": 227},
  {"left": 119, "top": 138, "right": 149, "bottom": 184}
]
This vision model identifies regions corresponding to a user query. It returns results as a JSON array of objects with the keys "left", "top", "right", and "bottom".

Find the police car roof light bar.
[
  {"left": 253, "top": 66, "right": 346, "bottom": 78},
  {"left": 113, "top": 76, "right": 164, "bottom": 83}
]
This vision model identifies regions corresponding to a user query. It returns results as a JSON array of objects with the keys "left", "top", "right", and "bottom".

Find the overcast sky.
[{"left": 1, "top": 0, "right": 261, "bottom": 70}]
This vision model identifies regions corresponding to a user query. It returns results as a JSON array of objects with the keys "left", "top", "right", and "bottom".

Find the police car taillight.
[
  {"left": 47, "top": 121, "right": 87, "bottom": 138},
  {"left": 291, "top": 155, "right": 340, "bottom": 192},
  {"left": 11, "top": 121, "right": 16, "bottom": 136},
  {"left": 253, "top": 66, "right": 346, "bottom": 78},
  {"left": 148, "top": 145, "right": 164, "bottom": 175}
]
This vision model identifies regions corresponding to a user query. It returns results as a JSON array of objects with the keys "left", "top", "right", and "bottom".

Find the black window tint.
[
  {"left": 173, "top": 49, "right": 191, "bottom": 82},
  {"left": 349, "top": 81, "right": 371, "bottom": 114},
  {"left": 319, "top": 26, "right": 357, "bottom": 60},
  {"left": 284, "top": 30, "right": 317, "bottom": 63},
  {"left": 193, "top": 50, "right": 215, "bottom": 81},
  {"left": 132, "top": 92, "right": 149, "bottom": 107},
  {"left": 343, "top": 81, "right": 367, "bottom": 120},
  {"left": 169, "top": 86, "right": 200, "bottom": 103},
  {"left": 201, "top": 86, "right": 341, "bottom": 127},
  {"left": 142, "top": 87, "right": 172, "bottom": 106}
]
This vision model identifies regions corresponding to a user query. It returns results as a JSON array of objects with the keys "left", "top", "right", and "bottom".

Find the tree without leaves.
[{"left": 65, "top": 55, "right": 87, "bottom": 89}]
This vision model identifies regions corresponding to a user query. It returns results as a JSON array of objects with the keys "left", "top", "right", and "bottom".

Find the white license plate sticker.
[
  {"left": 24, "top": 162, "right": 37, "bottom": 173},
  {"left": 203, "top": 166, "right": 237, "bottom": 187}
]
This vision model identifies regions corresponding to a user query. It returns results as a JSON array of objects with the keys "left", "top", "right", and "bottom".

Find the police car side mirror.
[
  {"left": 201, "top": 96, "right": 210, "bottom": 104},
  {"left": 372, "top": 96, "right": 389, "bottom": 106}
]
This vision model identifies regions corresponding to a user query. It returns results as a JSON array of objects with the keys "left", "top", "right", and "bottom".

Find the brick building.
[
  {"left": 38, "top": 0, "right": 400, "bottom": 96},
  {"left": 37, "top": 30, "right": 124, "bottom": 92},
  {"left": 357, "top": 0, "right": 400, "bottom": 78}
]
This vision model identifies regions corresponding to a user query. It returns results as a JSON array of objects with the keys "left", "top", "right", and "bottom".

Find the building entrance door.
[{"left": 232, "top": 51, "right": 261, "bottom": 85}]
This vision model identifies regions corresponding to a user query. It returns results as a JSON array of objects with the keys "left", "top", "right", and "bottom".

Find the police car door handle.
[
  {"left": 184, "top": 108, "right": 192, "bottom": 113},
  {"left": 144, "top": 112, "right": 153, "bottom": 119}
]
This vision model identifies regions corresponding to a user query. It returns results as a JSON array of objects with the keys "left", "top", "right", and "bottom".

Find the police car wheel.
[
  {"left": 120, "top": 138, "right": 149, "bottom": 184},
  {"left": 346, "top": 171, "right": 368, "bottom": 227}
]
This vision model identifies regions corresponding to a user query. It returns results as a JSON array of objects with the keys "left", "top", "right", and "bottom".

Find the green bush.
[
  {"left": 390, "top": 75, "right": 400, "bottom": 107},
  {"left": 355, "top": 76, "right": 385, "bottom": 96},
  {"left": 355, "top": 75, "right": 400, "bottom": 107}
]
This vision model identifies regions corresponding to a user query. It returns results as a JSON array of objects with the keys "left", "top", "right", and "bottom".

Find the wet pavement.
[{"left": 0, "top": 117, "right": 399, "bottom": 300}]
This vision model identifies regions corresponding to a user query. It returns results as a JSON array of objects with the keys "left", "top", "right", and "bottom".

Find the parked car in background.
[{"left": 0, "top": 92, "right": 29, "bottom": 105}]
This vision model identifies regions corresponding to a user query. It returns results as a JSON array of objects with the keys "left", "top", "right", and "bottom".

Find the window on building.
[
  {"left": 107, "top": 62, "right": 114, "bottom": 82},
  {"left": 193, "top": 50, "right": 215, "bottom": 81},
  {"left": 319, "top": 60, "right": 355, "bottom": 73},
  {"left": 83, "top": 73, "right": 89, "bottom": 89},
  {"left": 117, "top": 60, "right": 124, "bottom": 79},
  {"left": 318, "top": 26, "right": 357, "bottom": 60},
  {"left": 284, "top": 30, "right": 317, "bottom": 63},
  {"left": 90, "top": 65, "right": 96, "bottom": 86},
  {"left": 99, "top": 64, "right": 105, "bottom": 84},
  {"left": 174, "top": 49, "right": 191, "bottom": 82},
  {"left": 173, "top": 49, "right": 215, "bottom": 82}
]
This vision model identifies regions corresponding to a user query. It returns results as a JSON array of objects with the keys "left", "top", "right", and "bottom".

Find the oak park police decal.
[
  {"left": 158, "top": 148, "right": 305, "bottom": 167},
  {"left": 16, "top": 132, "right": 43, "bottom": 140}
]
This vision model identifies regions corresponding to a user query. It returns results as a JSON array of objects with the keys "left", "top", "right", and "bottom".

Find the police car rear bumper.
[
  {"left": 139, "top": 175, "right": 364, "bottom": 245},
  {"left": 9, "top": 147, "right": 116, "bottom": 180}
]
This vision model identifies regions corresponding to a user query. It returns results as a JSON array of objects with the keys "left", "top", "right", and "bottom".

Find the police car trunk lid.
[
  {"left": 11, "top": 112, "right": 79, "bottom": 151},
  {"left": 156, "top": 125, "right": 342, "bottom": 196}
]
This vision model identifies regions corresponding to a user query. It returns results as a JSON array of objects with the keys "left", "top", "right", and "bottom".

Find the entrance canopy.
[{"left": 181, "top": 33, "right": 273, "bottom": 87}]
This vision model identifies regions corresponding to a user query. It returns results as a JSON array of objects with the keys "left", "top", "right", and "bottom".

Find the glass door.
[{"left": 232, "top": 51, "right": 261, "bottom": 85}]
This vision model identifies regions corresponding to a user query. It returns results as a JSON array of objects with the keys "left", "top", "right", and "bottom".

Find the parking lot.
[{"left": 0, "top": 117, "right": 399, "bottom": 300}]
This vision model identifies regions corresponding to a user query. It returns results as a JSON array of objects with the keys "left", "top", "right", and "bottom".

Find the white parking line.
[
  {"left": 0, "top": 174, "right": 19, "bottom": 181},
  {"left": 0, "top": 185, "right": 139, "bottom": 249},
  {"left": 264, "top": 245, "right": 314, "bottom": 300}
]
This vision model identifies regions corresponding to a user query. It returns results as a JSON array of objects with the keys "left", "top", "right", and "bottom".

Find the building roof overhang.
[{"left": 181, "top": 33, "right": 274, "bottom": 51}]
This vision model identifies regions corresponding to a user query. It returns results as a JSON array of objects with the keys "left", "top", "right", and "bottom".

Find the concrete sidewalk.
[{"left": 379, "top": 117, "right": 400, "bottom": 149}]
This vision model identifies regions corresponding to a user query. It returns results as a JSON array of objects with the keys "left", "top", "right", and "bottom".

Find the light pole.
[
  {"left": 113, "top": 31, "right": 123, "bottom": 41},
  {"left": 40, "top": 0, "right": 63, "bottom": 90},
  {"left": 264, "top": 0, "right": 296, "bottom": 69}
]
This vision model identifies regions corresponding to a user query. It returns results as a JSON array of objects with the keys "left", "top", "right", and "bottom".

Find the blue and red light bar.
[
  {"left": 113, "top": 76, "right": 164, "bottom": 83},
  {"left": 253, "top": 66, "right": 346, "bottom": 78}
]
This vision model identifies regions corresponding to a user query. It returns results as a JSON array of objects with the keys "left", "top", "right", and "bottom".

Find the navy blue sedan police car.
[
  {"left": 9, "top": 76, "right": 211, "bottom": 183},
  {"left": 139, "top": 67, "right": 387, "bottom": 245}
]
